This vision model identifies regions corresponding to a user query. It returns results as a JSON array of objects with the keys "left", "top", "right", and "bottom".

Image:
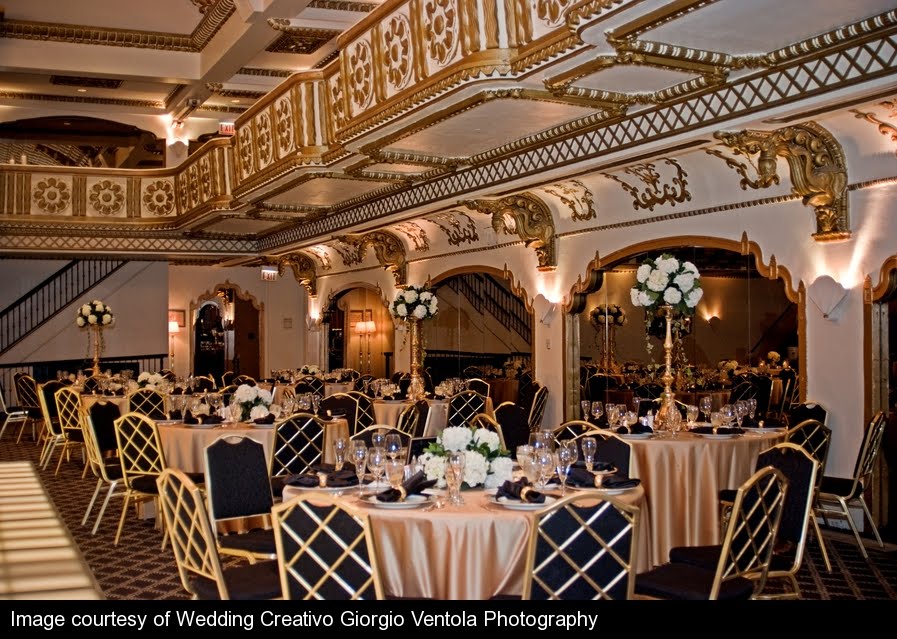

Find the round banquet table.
[
  {"left": 281, "top": 485, "right": 650, "bottom": 600},
  {"left": 625, "top": 429, "right": 786, "bottom": 567},
  {"left": 157, "top": 418, "right": 349, "bottom": 473}
]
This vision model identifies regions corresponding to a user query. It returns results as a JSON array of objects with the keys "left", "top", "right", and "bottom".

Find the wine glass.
[
  {"left": 606, "top": 404, "right": 621, "bottom": 429},
  {"left": 735, "top": 400, "right": 748, "bottom": 427},
  {"left": 370, "top": 428, "right": 387, "bottom": 450},
  {"left": 590, "top": 401, "right": 604, "bottom": 425},
  {"left": 535, "top": 448, "right": 555, "bottom": 491},
  {"left": 580, "top": 400, "right": 591, "bottom": 421},
  {"left": 385, "top": 458, "right": 405, "bottom": 492},
  {"left": 580, "top": 436, "right": 597, "bottom": 473},
  {"left": 312, "top": 394, "right": 322, "bottom": 415},
  {"left": 351, "top": 443, "right": 368, "bottom": 496},
  {"left": 686, "top": 404, "right": 699, "bottom": 427},
  {"left": 721, "top": 404, "right": 735, "bottom": 427},
  {"left": 563, "top": 440, "right": 579, "bottom": 470},
  {"left": 384, "top": 433, "right": 402, "bottom": 460},
  {"left": 368, "top": 446, "right": 386, "bottom": 488},
  {"left": 699, "top": 396, "right": 713, "bottom": 422},
  {"left": 632, "top": 396, "right": 642, "bottom": 415},
  {"left": 556, "top": 445, "right": 575, "bottom": 496},
  {"left": 333, "top": 435, "right": 348, "bottom": 471},
  {"left": 446, "top": 451, "right": 466, "bottom": 505},
  {"left": 747, "top": 398, "right": 758, "bottom": 420}
]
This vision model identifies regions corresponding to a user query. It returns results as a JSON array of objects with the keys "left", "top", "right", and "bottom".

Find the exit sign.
[{"left": 219, "top": 122, "right": 235, "bottom": 136}]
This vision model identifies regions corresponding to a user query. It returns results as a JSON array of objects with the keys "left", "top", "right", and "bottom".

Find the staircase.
[
  {"left": 750, "top": 303, "right": 798, "bottom": 363},
  {"left": 1, "top": 259, "right": 126, "bottom": 355},
  {"left": 445, "top": 273, "right": 532, "bottom": 345}
]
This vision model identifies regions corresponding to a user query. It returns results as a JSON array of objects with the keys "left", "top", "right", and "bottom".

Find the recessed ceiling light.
[
  {"left": 63, "top": 121, "right": 71, "bottom": 126},
  {"left": 231, "top": 99, "right": 240, "bottom": 104},
  {"left": 77, "top": 88, "right": 87, "bottom": 93}
]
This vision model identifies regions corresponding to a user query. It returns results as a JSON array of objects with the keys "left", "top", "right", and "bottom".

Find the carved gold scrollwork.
[
  {"left": 277, "top": 253, "right": 318, "bottom": 297},
  {"left": 382, "top": 14, "right": 412, "bottom": 90},
  {"left": 88, "top": 180, "right": 124, "bottom": 215},
  {"left": 143, "top": 180, "right": 175, "bottom": 216},
  {"left": 537, "top": 0, "right": 574, "bottom": 27},
  {"left": 428, "top": 210, "right": 479, "bottom": 246},
  {"left": 603, "top": 158, "right": 691, "bottom": 212},
  {"left": 539, "top": 179, "right": 595, "bottom": 221},
  {"left": 348, "top": 40, "right": 374, "bottom": 110},
  {"left": 462, "top": 192, "right": 557, "bottom": 270},
  {"left": 424, "top": 0, "right": 459, "bottom": 65},
  {"left": 305, "top": 245, "right": 333, "bottom": 270},
  {"left": 392, "top": 222, "right": 430, "bottom": 252},
  {"left": 257, "top": 111, "right": 273, "bottom": 166},
  {"left": 275, "top": 98, "right": 293, "bottom": 154},
  {"left": 714, "top": 122, "right": 850, "bottom": 241},
  {"left": 851, "top": 107, "right": 897, "bottom": 159},
  {"left": 33, "top": 177, "right": 71, "bottom": 214},
  {"left": 336, "top": 230, "right": 407, "bottom": 284}
]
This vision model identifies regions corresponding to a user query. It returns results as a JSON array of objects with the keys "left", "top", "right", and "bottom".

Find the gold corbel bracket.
[
  {"left": 462, "top": 192, "right": 557, "bottom": 270},
  {"left": 277, "top": 253, "right": 317, "bottom": 297},
  {"left": 714, "top": 122, "right": 850, "bottom": 241},
  {"left": 336, "top": 230, "right": 407, "bottom": 285}
]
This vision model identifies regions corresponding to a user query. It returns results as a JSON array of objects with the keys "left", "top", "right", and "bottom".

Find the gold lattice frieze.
[{"left": 0, "top": 91, "right": 163, "bottom": 109}]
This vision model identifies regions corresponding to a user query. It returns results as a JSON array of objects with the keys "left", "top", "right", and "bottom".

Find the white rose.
[
  {"left": 657, "top": 257, "right": 679, "bottom": 274},
  {"left": 404, "top": 290, "right": 418, "bottom": 303},
  {"left": 420, "top": 292, "right": 432, "bottom": 301},
  {"left": 102, "top": 313, "right": 113, "bottom": 325},
  {"left": 462, "top": 450, "right": 488, "bottom": 488},
  {"left": 234, "top": 384, "right": 256, "bottom": 403},
  {"left": 630, "top": 288, "right": 642, "bottom": 306},
  {"left": 673, "top": 272, "right": 695, "bottom": 293},
  {"left": 686, "top": 288, "right": 704, "bottom": 307},
  {"left": 663, "top": 287, "right": 682, "bottom": 305},
  {"left": 138, "top": 372, "right": 150, "bottom": 382},
  {"left": 396, "top": 303, "right": 408, "bottom": 317},
  {"left": 440, "top": 426, "right": 473, "bottom": 452},
  {"left": 257, "top": 388, "right": 273, "bottom": 405},
  {"left": 428, "top": 300, "right": 438, "bottom": 314},
  {"left": 421, "top": 453, "right": 447, "bottom": 489},
  {"left": 646, "top": 269, "right": 669, "bottom": 292},
  {"left": 486, "top": 457, "right": 514, "bottom": 488},
  {"left": 249, "top": 405, "right": 269, "bottom": 420},
  {"left": 473, "top": 427, "right": 500, "bottom": 452},
  {"left": 76, "top": 316, "right": 85, "bottom": 327},
  {"left": 636, "top": 264, "right": 652, "bottom": 283},
  {"left": 87, "top": 315, "right": 98, "bottom": 325},
  {"left": 81, "top": 304, "right": 92, "bottom": 316},
  {"left": 637, "top": 291, "right": 652, "bottom": 306},
  {"left": 412, "top": 305, "right": 428, "bottom": 319},
  {"left": 682, "top": 261, "right": 699, "bottom": 275}
]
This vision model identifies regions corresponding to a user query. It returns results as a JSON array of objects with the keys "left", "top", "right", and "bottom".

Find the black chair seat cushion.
[
  {"left": 635, "top": 562, "right": 754, "bottom": 600},
  {"left": 668, "top": 544, "right": 721, "bottom": 570},
  {"left": 718, "top": 488, "right": 737, "bottom": 503},
  {"left": 270, "top": 476, "right": 286, "bottom": 499},
  {"left": 132, "top": 472, "right": 203, "bottom": 493},
  {"left": 67, "top": 429, "right": 85, "bottom": 443},
  {"left": 819, "top": 476, "right": 863, "bottom": 499},
  {"left": 102, "top": 459, "right": 123, "bottom": 480},
  {"left": 218, "top": 528, "right": 277, "bottom": 556},
  {"left": 188, "top": 560, "right": 281, "bottom": 600}
]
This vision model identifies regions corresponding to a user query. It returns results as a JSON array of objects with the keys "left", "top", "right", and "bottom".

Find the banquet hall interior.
[{"left": 1, "top": 0, "right": 897, "bottom": 600}]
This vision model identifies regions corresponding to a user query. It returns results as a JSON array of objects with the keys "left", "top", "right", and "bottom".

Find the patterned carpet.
[{"left": 2, "top": 433, "right": 895, "bottom": 600}]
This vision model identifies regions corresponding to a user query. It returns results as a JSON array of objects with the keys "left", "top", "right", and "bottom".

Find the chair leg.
[
  {"left": 811, "top": 514, "right": 832, "bottom": 572},
  {"left": 857, "top": 497, "right": 885, "bottom": 550},
  {"left": 82, "top": 478, "right": 104, "bottom": 526},
  {"left": 54, "top": 443, "right": 69, "bottom": 476},
  {"left": 837, "top": 496, "right": 870, "bottom": 560},
  {"left": 114, "top": 493, "right": 131, "bottom": 546},
  {"left": 92, "top": 481, "right": 120, "bottom": 535}
]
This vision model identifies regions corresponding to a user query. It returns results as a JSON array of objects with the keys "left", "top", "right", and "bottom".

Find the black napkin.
[
  {"left": 616, "top": 423, "right": 653, "bottom": 435},
  {"left": 764, "top": 416, "right": 787, "bottom": 428},
  {"left": 572, "top": 460, "right": 615, "bottom": 472},
  {"left": 600, "top": 474, "right": 641, "bottom": 489},
  {"left": 200, "top": 414, "right": 223, "bottom": 425},
  {"left": 376, "top": 470, "right": 437, "bottom": 502},
  {"left": 433, "top": 394, "right": 445, "bottom": 400},
  {"left": 169, "top": 409, "right": 182, "bottom": 420},
  {"left": 691, "top": 426, "right": 744, "bottom": 435},
  {"left": 285, "top": 469, "right": 359, "bottom": 488},
  {"left": 183, "top": 410, "right": 198, "bottom": 424},
  {"left": 741, "top": 416, "right": 762, "bottom": 429},
  {"left": 566, "top": 467, "right": 602, "bottom": 488},
  {"left": 170, "top": 388, "right": 184, "bottom": 395},
  {"left": 253, "top": 413, "right": 275, "bottom": 424},
  {"left": 495, "top": 478, "right": 545, "bottom": 504},
  {"left": 381, "top": 395, "right": 396, "bottom": 401}
]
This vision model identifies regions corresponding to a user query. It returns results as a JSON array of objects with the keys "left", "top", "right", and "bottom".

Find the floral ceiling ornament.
[
  {"left": 602, "top": 158, "right": 691, "bottom": 212},
  {"left": 714, "top": 122, "right": 849, "bottom": 241},
  {"left": 336, "top": 230, "right": 407, "bottom": 285},
  {"left": 88, "top": 180, "right": 124, "bottom": 215},
  {"left": 142, "top": 180, "right": 175, "bottom": 216},
  {"left": 462, "top": 192, "right": 556, "bottom": 270},
  {"left": 277, "top": 253, "right": 317, "bottom": 297},
  {"left": 33, "top": 177, "right": 71, "bottom": 214}
]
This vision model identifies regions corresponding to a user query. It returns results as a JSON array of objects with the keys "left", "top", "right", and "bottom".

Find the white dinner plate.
[
  {"left": 620, "top": 432, "right": 653, "bottom": 440},
  {"left": 364, "top": 494, "right": 430, "bottom": 509},
  {"left": 490, "top": 495, "right": 556, "bottom": 510},
  {"left": 591, "top": 486, "right": 637, "bottom": 495},
  {"left": 694, "top": 433, "right": 742, "bottom": 439},
  {"left": 185, "top": 422, "right": 219, "bottom": 429},
  {"left": 288, "top": 483, "right": 356, "bottom": 493},
  {"left": 155, "top": 419, "right": 183, "bottom": 426},
  {"left": 252, "top": 422, "right": 276, "bottom": 429}
]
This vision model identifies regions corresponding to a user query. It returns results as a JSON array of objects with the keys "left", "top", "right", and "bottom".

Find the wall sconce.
[
  {"left": 707, "top": 315, "right": 721, "bottom": 332},
  {"left": 168, "top": 321, "right": 179, "bottom": 368},
  {"left": 808, "top": 274, "right": 848, "bottom": 321}
]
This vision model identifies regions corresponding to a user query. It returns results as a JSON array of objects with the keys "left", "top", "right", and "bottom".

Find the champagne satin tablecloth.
[
  {"left": 372, "top": 398, "right": 492, "bottom": 437},
  {"left": 627, "top": 429, "right": 785, "bottom": 567},
  {"left": 282, "top": 486, "right": 649, "bottom": 599}
]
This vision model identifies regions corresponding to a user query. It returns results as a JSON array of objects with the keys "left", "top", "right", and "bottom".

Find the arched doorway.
[
  {"left": 565, "top": 237, "right": 802, "bottom": 421},
  {"left": 324, "top": 286, "right": 393, "bottom": 377}
]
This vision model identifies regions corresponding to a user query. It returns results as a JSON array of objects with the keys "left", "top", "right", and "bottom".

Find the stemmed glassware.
[
  {"left": 535, "top": 448, "right": 555, "bottom": 490},
  {"left": 385, "top": 433, "right": 402, "bottom": 460},
  {"left": 333, "top": 435, "right": 348, "bottom": 471},
  {"left": 385, "top": 458, "right": 405, "bottom": 492},
  {"left": 556, "top": 443, "right": 576, "bottom": 496},
  {"left": 351, "top": 442, "right": 368, "bottom": 496},
  {"left": 606, "top": 404, "right": 621, "bottom": 430},
  {"left": 699, "top": 396, "right": 713, "bottom": 423},
  {"left": 590, "top": 401, "right": 604, "bottom": 425},
  {"left": 581, "top": 400, "right": 591, "bottom": 421},
  {"left": 367, "top": 446, "right": 386, "bottom": 488},
  {"left": 686, "top": 404, "right": 699, "bottom": 428},
  {"left": 734, "top": 400, "right": 749, "bottom": 427},
  {"left": 580, "top": 436, "right": 597, "bottom": 472},
  {"left": 747, "top": 398, "right": 758, "bottom": 421},
  {"left": 446, "top": 451, "right": 465, "bottom": 505},
  {"left": 721, "top": 404, "right": 735, "bottom": 427},
  {"left": 370, "top": 428, "right": 387, "bottom": 450},
  {"left": 312, "top": 394, "right": 322, "bottom": 415}
]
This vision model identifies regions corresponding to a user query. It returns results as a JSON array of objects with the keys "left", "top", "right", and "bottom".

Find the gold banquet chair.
[
  {"left": 127, "top": 388, "right": 167, "bottom": 419},
  {"left": 51, "top": 386, "right": 88, "bottom": 476},
  {"left": 521, "top": 492, "right": 641, "bottom": 600},
  {"left": 270, "top": 413, "right": 328, "bottom": 498},
  {"left": 272, "top": 492, "right": 384, "bottom": 600},
  {"left": 156, "top": 468, "right": 281, "bottom": 600}
]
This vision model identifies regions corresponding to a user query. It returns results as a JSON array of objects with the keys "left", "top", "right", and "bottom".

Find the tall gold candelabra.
[{"left": 654, "top": 305, "right": 682, "bottom": 432}]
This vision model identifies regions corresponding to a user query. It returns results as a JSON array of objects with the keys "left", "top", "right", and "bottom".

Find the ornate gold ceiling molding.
[
  {"left": 461, "top": 192, "right": 557, "bottom": 270},
  {"left": 538, "top": 180, "right": 595, "bottom": 221},
  {"left": 0, "top": 91, "right": 163, "bottom": 109},
  {"left": 334, "top": 229, "right": 407, "bottom": 285},
  {"left": 851, "top": 106, "right": 897, "bottom": 159},
  {"left": 308, "top": 0, "right": 380, "bottom": 11},
  {"left": 237, "top": 67, "right": 294, "bottom": 78},
  {"left": 205, "top": 83, "right": 267, "bottom": 100},
  {"left": 276, "top": 252, "right": 318, "bottom": 296},
  {"left": 0, "top": 0, "right": 235, "bottom": 51},
  {"left": 602, "top": 158, "right": 691, "bottom": 211},
  {"left": 392, "top": 222, "right": 430, "bottom": 252},
  {"left": 715, "top": 122, "right": 850, "bottom": 241},
  {"left": 425, "top": 211, "right": 480, "bottom": 246}
]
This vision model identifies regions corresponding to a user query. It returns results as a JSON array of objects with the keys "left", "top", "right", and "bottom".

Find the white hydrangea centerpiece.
[
  {"left": 76, "top": 299, "right": 114, "bottom": 328},
  {"left": 590, "top": 303, "right": 627, "bottom": 327},
  {"left": 137, "top": 371, "right": 165, "bottom": 390},
  {"left": 630, "top": 253, "right": 703, "bottom": 315},
  {"left": 390, "top": 284, "right": 438, "bottom": 321},
  {"left": 417, "top": 425, "right": 511, "bottom": 489},
  {"left": 233, "top": 383, "right": 273, "bottom": 421}
]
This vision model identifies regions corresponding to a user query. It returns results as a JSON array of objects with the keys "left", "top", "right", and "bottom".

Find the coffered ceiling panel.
[{"left": 263, "top": 175, "right": 395, "bottom": 206}]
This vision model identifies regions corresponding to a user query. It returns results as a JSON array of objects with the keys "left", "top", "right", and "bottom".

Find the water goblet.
[
  {"left": 368, "top": 446, "right": 386, "bottom": 488},
  {"left": 590, "top": 401, "right": 604, "bottom": 425},
  {"left": 606, "top": 404, "right": 621, "bottom": 429},
  {"left": 333, "top": 435, "right": 349, "bottom": 471},
  {"left": 735, "top": 400, "right": 748, "bottom": 427},
  {"left": 710, "top": 411, "right": 725, "bottom": 432},
  {"left": 699, "top": 396, "right": 713, "bottom": 422},
  {"left": 446, "top": 451, "right": 466, "bottom": 505},
  {"left": 632, "top": 397, "right": 642, "bottom": 414},
  {"left": 385, "top": 458, "right": 405, "bottom": 492},
  {"left": 580, "top": 400, "right": 591, "bottom": 421},
  {"left": 563, "top": 440, "right": 579, "bottom": 471},
  {"left": 686, "top": 404, "right": 699, "bottom": 427},
  {"left": 351, "top": 443, "right": 368, "bottom": 496},
  {"left": 385, "top": 433, "right": 402, "bottom": 460},
  {"left": 720, "top": 404, "right": 735, "bottom": 426},
  {"left": 580, "top": 436, "right": 597, "bottom": 472},
  {"left": 747, "top": 398, "right": 758, "bottom": 420},
  {"left": 556, "top": 447, "right": 573, "bottom": 496},
  {"left": 535, "top": 448, "right": 555, "bottom": 491},
  {"left": 312, "top": 394, "right": 322, "bottom": 415},
  {"left": 370, "top": 428, "right": 387, "bottom": 450}
]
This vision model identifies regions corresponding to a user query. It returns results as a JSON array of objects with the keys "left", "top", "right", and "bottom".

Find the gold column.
[
  {"left": 91, "top": 325, "right": 103, "bottom": 376},
  {"left": 654, "top": 305, "right": 682, "bottom": 432},
  {"left": 407, "top": 317, "right": 426, "bottom": 401}
]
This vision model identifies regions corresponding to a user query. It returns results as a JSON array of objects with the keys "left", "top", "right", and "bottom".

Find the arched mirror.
[{"left": 569, "top": 244, "right": 800, "bottom": 422}]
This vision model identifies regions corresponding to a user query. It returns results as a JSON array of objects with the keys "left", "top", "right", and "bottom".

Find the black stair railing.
[
  {"left": 1, "top": 259, "right": 126, "bottom": 354},
  {"left": 446, "top": 273, "right": 532, "bottom": 344}
]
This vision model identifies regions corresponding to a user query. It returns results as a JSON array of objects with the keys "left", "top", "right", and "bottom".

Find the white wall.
[{"left": 0, "top": 259, "right": 69, "bottom": 308}]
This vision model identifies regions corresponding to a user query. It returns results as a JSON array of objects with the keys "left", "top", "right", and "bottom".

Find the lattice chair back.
[
  {"left": 82, "top": 376, "right": 102, "bottom": 394},
  {"left": 319, "top": 393, "right": 358, "bottom": 433},
  {"left": 466, "top": 378, "right": 491, "bottom": 397},
  {"left": 272, "top": 492, "right": 384, "bottom": 600},
  {"left": 786, "top": 419, "right": 832, "bottom": 478},
  {"left": 522, "top": 493, "right": 641, "bottom": 600},
  {"left": 729, "top": 382, "right": 756, "bottom": 404},
  {"left": 527, "top": 386, "right": 549, "bottom": 432},
  {"left": 37, "top": 380, "right": 66, "bottom": 435},
  {"left": 194, "top": 375, "right": 217, "bottom": 392},
  {"left": 347, "top": 391, "right": 376, "bottom": 434},
  {"left": 551, "top": 420, "right": 593, "bottom": 444},
  {"left": 271, "top": 413, "right": 327, "bottom": 478},
  {"left": 205, "top": 435, "right": 274, "bottom": 523},
  {"left": 221, "top": 371, "right": 235, "bottom": 387},
  {"left": 711, "top": 465, "right": 788, "bottom": 599},
  {"left": 300, "top": 376, "right": 325, "bottom": 396},
  {"left": 55, "top": 386, "right": 83, "bottom": 434},
  {"left": 788, "top": 402, "right": 827, "bottom": 427},
  {"left": 854, "top": 411, "right": 887, "bottom": 485},
  {"left": 115, "top": 412, "right": 167, "bottom": 482},
  {"left": 632, "top": 383, "right": 663, "bottom": 400},
  {"left": 447, "top": 390, "right": 487, "bottom": 427},
  {"left": 494, "top": 403, "right": 529, "bottom": 451},
  {"left": 233, "top": 375, "right": 257, "bottom": 387},
  {"left": 394, "top": 402, "right": 420, "bottom": 437},
  {"left": 469, "top": 414, "right": 506, "bottom": 451},
  {"left": 157, "top": 468, "right": 281, "bottom": 600},
  {"left": 15, "top": 373, "right": 41, "bottom": 414},
  {"left": 127, "top": 388, "right": 167, "bottom": 419}
]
